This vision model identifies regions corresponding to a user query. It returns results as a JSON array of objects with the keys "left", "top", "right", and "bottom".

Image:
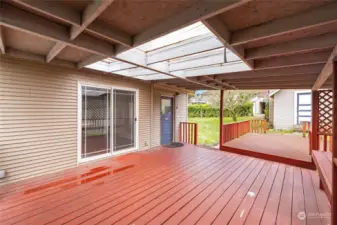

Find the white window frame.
[
  {"left": 77, "top": 82, "right": 139, "bottom": 164},
  {"left": 293, "top": 90, "right": 312, "bottom": 125}
]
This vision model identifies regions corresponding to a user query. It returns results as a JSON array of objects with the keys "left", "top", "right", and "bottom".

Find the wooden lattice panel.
[{"left": 318, "top": 90, "right": 333, "bottom": 134}]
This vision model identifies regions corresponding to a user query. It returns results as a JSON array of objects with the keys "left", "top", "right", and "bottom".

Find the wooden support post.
[
  {"left": 194, "top": 123, "right": 198, "bottom": 145},
  {"left": 332, "top": 58, "right": 337, "bottom": 225},
  {"left": 311, "top": 90, "right": 319, "bottom": 154},
  {"left": 219, "top": 90, "right": 224, "bottom": 148},
  {"left": 303, "top": 121, "right": 307, "bottom": 138}
]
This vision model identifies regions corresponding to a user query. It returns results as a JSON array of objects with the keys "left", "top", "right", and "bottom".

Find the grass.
[{"left": 188, "top": 116, "right": 254, "bottom": 146}]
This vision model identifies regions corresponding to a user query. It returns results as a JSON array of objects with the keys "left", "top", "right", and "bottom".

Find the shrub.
[{"left": 188, "top": 103, "right": 253, "bottom": 118}]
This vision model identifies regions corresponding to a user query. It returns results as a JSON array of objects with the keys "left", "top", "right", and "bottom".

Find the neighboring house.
[
  {"left": 251, "top": 96, "right": 267, "bottom": 116},
  {"left": 269, "top": 90, "right": 312, "bottom": 130}
]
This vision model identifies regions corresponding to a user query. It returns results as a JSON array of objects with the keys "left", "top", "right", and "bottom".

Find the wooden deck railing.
[
  {"left": 318, "top": 132, "right": 333, "bottom": 152},
  {"left": 222, "top": 120, "right": 250, "bottom": 144},
  {"left": 250, "top": 119, "right": 267, "bottom": 133},
  {"left": 180, "top": 122, "right": 198, "bottom": 145},
  {"left": 306, "top": 121, "right": 332, "bottom": 153},
  {"left": 302, "top": 121, "right": 310, "bottom": 138}
]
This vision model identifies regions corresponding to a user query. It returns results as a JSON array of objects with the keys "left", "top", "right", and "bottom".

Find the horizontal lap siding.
[
  {"left": 151, "top": 90, "right": 188, "bottom": 146},
  {"left": 0, "top": 56, "right": 154, "bottom": 185},
  {"left": 273, "top": 90, "right": 295, "bottom": 130}
]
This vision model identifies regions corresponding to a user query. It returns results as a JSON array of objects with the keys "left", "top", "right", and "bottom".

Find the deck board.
[
  {"left": 0, "top": 144, "right": 331, "bottom": 225},
  {"left": 222, "top": 133, "right": 313, "bottom": 168}
]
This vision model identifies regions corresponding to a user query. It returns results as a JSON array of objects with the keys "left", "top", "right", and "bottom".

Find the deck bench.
[{"left": 312, "top": 150, "right": 332, "bottom": 202}]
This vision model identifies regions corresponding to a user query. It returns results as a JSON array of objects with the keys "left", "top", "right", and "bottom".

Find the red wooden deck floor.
[
  {"left": 0, "top": 144, "right": 330, "bottom": 225},
  {"left": 222, "top": 133, "right": 314, "bottom": 169}
]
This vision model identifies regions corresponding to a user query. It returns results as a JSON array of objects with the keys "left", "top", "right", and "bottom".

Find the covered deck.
[
  {"left": 0, "top": 145, "right": 330, "bottom": 225},
  {"left": 222, "top": 133, "right": 313, "bottom": 169}
]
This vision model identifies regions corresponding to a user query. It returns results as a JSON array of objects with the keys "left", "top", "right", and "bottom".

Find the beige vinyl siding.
[
  {"left": 175, "top": 93, "right": 188, "bottom": 141},
  {"left": 273, "top": 90, "right": 295, "bottom": 130},
  {"left": 0, "top": 56, "right": 187, "bottom": 185},
  {"left": 151, "top": 89, "right": 188, "bottom": 146}
]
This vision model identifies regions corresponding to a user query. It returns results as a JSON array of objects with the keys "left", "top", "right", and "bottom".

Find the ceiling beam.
[
  {"left": 254, "top": 50, "right": 331, "bottom": 70},
  {"left": 70, "top": 0, "right": 114, "bottom": 39},
  {"left": 313, "top": 45, "right": 337, "bottom": 90},
  {"left": 203, "top": 16, "right": 254, "bottom": 69},
  {"left": 234, "top": 80, "right": 315, "bottom": 87},
  {"left": 77, "top": 55, "right": 106, "bottom": 69},
  {"left": 0, "top": 3, "right": 115, "bottom": 57},
  {"left": 153, "top": 83, "right": 194, "bottom": 95},
  {"left": 199, "top": 76, "right": 236, "bottom": 89},
  {"left": 231, "top": 2, "right": 337, "bottom": 46},
  {"left": 246, "top": 32, "right": 337, "bottom": 60},
  {"left": 46, "top": 42, "right": 67, "bottom": 63},
  {"left": 225, "top": 73, "right": 318, "bottom": 83},
  {"left": 119, "top": 0, "right": 252, "bottom": 54},
  {"left": 1, "top": 1, "right": 243, "bottom": 90},
  {"left": 46, "top": 0, "right": 115, "bottom": 63},
  {"left": 81, "top": 1, "right": 252, "bottom": 68},
  {"left": 11, "top": 0, "right": 132, "bottom": 47},
  {"left": 213, "top": 64, "right": 324, "bottom": 80},
  {"left": 5, "top": 47, "right": 76, "bottom": 68},
  {"left": 0, "top": 26, "right": 5, "bottom": 54}
]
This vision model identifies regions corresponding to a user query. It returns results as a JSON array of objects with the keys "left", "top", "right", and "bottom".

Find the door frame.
[
  {"left": 77, "top": 81, "right": 139, "bottom": 164},
  {"left": 160, "top": 95, "right": 175, "bottom": 145}
]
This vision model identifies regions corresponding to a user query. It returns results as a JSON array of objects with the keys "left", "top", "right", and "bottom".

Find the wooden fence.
[{"left": 180, "top": 122, "right": 198, "bottom": 145}]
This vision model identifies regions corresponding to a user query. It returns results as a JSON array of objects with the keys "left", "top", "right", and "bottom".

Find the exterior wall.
[
  {"left": 269, "top": 96, "right": 274, "bottom": 126},
  {"left": 0, "top": 56, "right": 187, "bottom": 185},
  {"left": 273, "top": 90, "right": 295, "bottom": 130},
  {"left": 175, "top": 93, "right": 188, "bottom": 141}
]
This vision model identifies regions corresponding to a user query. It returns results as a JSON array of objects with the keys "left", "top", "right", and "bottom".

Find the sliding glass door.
[
  {"left": 80, "top": 85, "right": 137, "bottom": 161},
  {"left": 113, "top": 89, "right": 136, "bottom": 151},
  {"left": 81, "top": 86, "right": 111, "bottom": 159}
]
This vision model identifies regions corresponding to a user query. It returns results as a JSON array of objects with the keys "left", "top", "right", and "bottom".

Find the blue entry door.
[{"left": 161, "top": 97, "right": 173, "bottom": 145}]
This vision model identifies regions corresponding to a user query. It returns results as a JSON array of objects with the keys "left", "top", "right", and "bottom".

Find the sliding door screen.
[
  {"left": 81, "top": 86, "right": 111, "bottom": 159},
  {"left": 113, "top": 89, "right": 136, "bottom": 151}
]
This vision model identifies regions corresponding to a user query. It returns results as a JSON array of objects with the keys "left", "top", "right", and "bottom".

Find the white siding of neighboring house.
[{"left": 273, "top": 90, "right": 295, "bottom": 130}]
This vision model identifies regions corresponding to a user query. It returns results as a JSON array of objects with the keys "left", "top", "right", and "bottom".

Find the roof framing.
[
  {"left": 231, "top": 2, "right": 337, "bottom": 46},
  {"left": 2, "top": 0, "right": 337, "bottom": 91},
  {"left": 313, "top": 45, "right": 337, "bottom": 90},
  {"left": 3, "top": 0, "right": 253, "bottom": 91},
  {"left": 0, "top": 26, "right": 5, "bottom": 54},
  {"left": 203, "top": 16, "right": 254, "bottom": 69}
]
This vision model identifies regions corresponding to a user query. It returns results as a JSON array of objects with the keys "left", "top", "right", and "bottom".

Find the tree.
[{"left": 207, "top": 90, "right": 258, "bottom": 121}]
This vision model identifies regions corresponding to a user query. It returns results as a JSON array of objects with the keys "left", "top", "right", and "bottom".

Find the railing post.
[
  {"left": 312, "top": 90, "right": 319, "bottom": 153},
  {"left": 194, "top": 123, "right": 198, "bottom": 145},
  {"left": 219, "top": 90, "right": 224, "bottom": 148},
  {"left": 302, "top": 121, "right": 307, "bottom": 138},
  {"left": 331, "top": 57, "right": 337, "bottom": 225}
]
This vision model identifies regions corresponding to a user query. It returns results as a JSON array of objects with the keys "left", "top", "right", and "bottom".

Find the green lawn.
[{"left": 188, "top": 116, "right": 254, "bottom": 146}]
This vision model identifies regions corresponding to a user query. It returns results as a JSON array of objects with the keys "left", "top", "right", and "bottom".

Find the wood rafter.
[
  {"left": 11, "top": 0, "right": 132, "bottom": 47},
  {"left": 246, "top": 32, "right": 337, "bottom": 60},
  {"left": 231, "top": 2, "right": 337, "bottom": 46},
  {"left": 0, "top": 26, "right": 5, "bottom": 54},
  {"left": 313, "top": 45, "right": 337, "bottom": 90},
  {"left": 117, "top": 0, "right": 252, "bottom": 54},
  {"left": 254, "top": 50, "right": 331, "bottom": 70},
  {"left": 200, "top": 76, "right": 236, "bottom": 89},
  {"left": 203, "top": 16, "right": 254, "bottom": 69},
  {"left": 46, "top": 0, "right": 115, "bottom": 63}
]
